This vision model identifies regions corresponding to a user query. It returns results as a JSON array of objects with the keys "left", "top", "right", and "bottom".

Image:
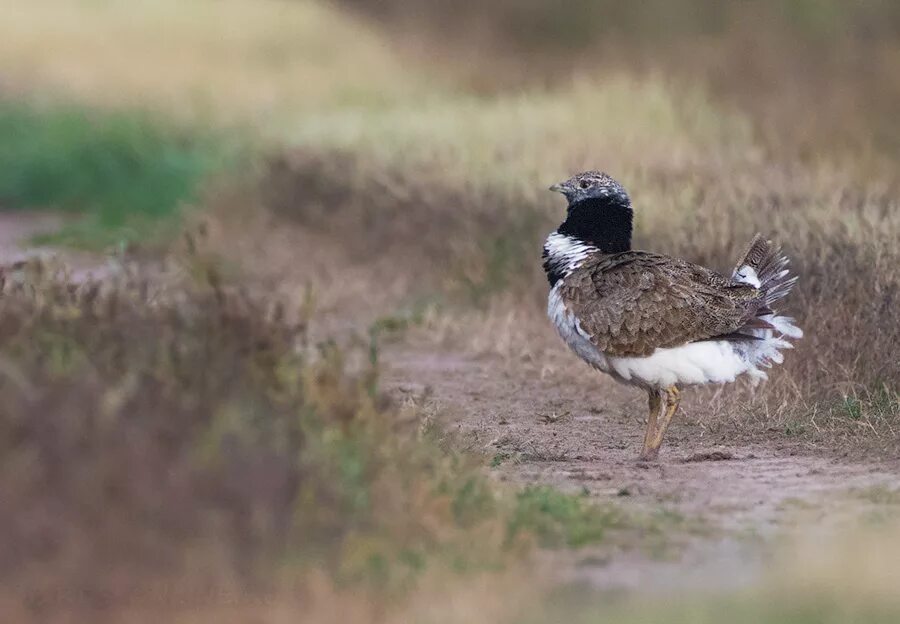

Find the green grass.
[
  {"left": 834, "top": 384, "right": 900, "bottom": 424},
  {"left": 508, "top": 486, "right": 629, "bottom": 548},
  {"left": 0, "top": 101, "right": 230, "bottom": 248}
]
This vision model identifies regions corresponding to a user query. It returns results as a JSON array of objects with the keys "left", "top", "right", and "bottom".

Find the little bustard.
[{"left": 543, "top": 171, "right": 802, "bottom": 460}]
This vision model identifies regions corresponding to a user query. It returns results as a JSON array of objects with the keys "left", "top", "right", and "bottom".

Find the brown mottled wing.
[{"left": 560, "top": 252, "right": 761, "bottom": 357}]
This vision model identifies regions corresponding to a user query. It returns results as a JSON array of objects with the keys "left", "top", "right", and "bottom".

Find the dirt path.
[
  {"left": 0, "top": 212, "right": 109, "bottom": 280},
  {"left": 0, "top": 212, "right": 64, "bottom": 263},
  {"left": 383, "top": 339, "right": 898, "bottom": 593}
]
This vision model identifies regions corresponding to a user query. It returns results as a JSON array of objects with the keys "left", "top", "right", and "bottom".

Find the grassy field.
[
  {"left": 2, "top": 0, "right": 900, "bottom": 622},
  {"left": 0, "top": 101, "right": 229, "bottom": 247}
]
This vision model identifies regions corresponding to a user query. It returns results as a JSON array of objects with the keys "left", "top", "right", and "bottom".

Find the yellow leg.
[
  {"left": 639, "top": 390, "right": 663, "bottom": 461},
  {"left": 640, "top": 386, "right": 681, "bottom": 461}
]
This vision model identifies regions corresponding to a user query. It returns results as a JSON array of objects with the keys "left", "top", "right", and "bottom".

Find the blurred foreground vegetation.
[{"left": 0, "top": 257, "right": 662, "bottom": 620}]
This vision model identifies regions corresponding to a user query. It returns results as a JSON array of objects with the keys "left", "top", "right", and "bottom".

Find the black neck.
[{"left": 557, "top": 196, "right": 632, "bottom": 254}]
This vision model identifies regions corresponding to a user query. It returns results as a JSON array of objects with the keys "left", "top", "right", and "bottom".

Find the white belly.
[
  {"left": 606, "top": 340, "right": 754, "bottom": 388},
  {"left": 548, "top": 282, "right": 793, "bottom": 389}
]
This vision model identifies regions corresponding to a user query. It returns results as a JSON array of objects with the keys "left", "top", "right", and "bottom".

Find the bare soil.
[
  {"left": 0, "top": 212, "right": 65, "bottom": 263},
  {"left": 383, "top": 336, "right": 899, "bottom": 593}
]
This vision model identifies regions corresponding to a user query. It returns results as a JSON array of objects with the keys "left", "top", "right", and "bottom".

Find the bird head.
[
  {"left": 547, "top": 171, "right": 633, "bottom": 254},
  {"left": 549, "top": 171, "right": 630, "bottom": 207}
]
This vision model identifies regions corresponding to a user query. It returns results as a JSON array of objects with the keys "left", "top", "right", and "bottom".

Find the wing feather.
[{"left": 559, "top": 252, "right": 761, "bottom": 357}]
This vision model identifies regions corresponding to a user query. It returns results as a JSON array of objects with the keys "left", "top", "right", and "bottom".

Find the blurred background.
[{"left": 2, "top": 1, "right": 899, "bottom": 622}]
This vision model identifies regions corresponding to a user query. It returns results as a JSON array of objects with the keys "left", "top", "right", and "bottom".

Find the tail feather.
[
  {"left": 733, "top": 233, "right": 798, "bottom": 305},
  {"left": 732, "top": 234, "right": 804, "bottom": 373},
  {"left": 769, "top": 314, "right": 803, "bottom": 339}
]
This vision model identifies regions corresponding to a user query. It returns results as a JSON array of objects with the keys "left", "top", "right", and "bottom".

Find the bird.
[{"left": 542, "top": 171, "right": 802, "bottom": 461}]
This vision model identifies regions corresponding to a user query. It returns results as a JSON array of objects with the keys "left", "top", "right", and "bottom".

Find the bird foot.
[{"left": 636, "top": 449, "right": 660, "bottom": 463}]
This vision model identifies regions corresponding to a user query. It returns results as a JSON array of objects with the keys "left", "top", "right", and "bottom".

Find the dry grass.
[
  {"left": 261, "top": 76, "right": 752, "bottom": 301},
  {"left": 2, "top": 0, "right": 436, "bottom": 124},
  {"left": 339, "top": 0, "right": 900, "bottom": 169},
  {"left": 253, "top": 103, "right": 900, "bottom": 454}
]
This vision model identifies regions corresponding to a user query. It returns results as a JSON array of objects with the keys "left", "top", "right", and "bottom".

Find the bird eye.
[{"left": 578, "top": 180, "right": 589, "bottom": 189}]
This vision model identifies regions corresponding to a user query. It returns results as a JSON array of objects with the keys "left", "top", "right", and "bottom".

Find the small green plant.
[
  {"left": 832, "top": 385, "right": 900, "bottom": 426},
  {"left": 491, "top": 452, "right": 512, "bottom": 467},
  {"left": 783, "top": 421, "right": 807, "bottom": 437},
  {"left": 507, "top": 486, "right": 628, "bottom": 548},
  {"left": 840, "top": 395, "right": 864, "bottom": 420}
]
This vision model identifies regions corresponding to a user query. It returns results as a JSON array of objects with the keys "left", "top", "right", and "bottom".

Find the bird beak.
[{"left": 548, "top": 183, "right": 565, "bottom": 193}]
